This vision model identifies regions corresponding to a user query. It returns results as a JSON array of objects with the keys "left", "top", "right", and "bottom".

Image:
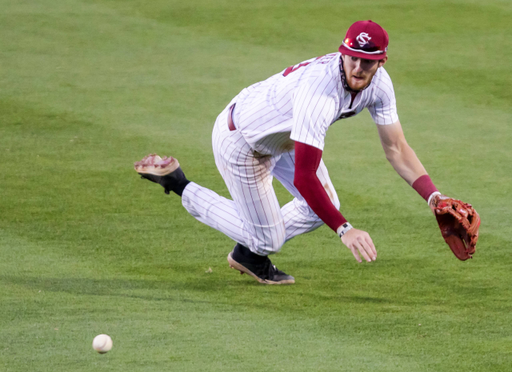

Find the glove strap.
[{"left": 337, "top": 222, "right": 353, "bottom": 238}]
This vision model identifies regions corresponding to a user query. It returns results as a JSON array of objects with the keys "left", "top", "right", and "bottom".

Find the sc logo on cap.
[{"left": 356, "top": 32, "right": 371, "bottom": 46}]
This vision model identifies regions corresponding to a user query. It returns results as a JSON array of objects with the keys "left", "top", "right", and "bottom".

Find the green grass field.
[{"left": 1, "top": 0, "right": 511, "bottom": 371}]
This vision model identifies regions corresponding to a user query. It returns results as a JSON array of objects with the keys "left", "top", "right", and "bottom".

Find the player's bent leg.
[
  {"left": 135, "top": 102, "right": 294, "bottom": 284},
  {"left": 281, "top": 198, "right": 325, "bottom": 240},
  {"left": 135, "top": 157, "right": 292, "bottom": 284},
  {"left": 182, "top": 183, "right": 292, "bottom": 284},
  {"left": 212, "top": 106, "right": 288, "bottom": 255},
  {"left": 181, "top": 182, "right": 248, "bottom": 245},
  {"left": 245, "top": 220, "right": 286, "bottom": 255},
  {"left": 210, "top": 103, "right": 295, "bottom": 283},
  {"left": 181, "top": 182, "right": 287, "bottom": 253}
]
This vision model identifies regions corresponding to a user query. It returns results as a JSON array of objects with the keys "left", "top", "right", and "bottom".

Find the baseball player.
[{"left": 134, "top": 20, "right": 479, "bottom": 285}]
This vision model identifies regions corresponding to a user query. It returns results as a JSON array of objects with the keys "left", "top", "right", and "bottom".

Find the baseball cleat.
[
  {"left": 227, "top": 244, "right": 295, "bottom": 285},
  {"left": 134, "top": 154, "right": 189, "bottom": 195}
]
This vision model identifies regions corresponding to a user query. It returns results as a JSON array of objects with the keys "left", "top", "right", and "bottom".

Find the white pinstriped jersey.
[{"left": 231, "top": 52, "right": 399, "bottom": 155}]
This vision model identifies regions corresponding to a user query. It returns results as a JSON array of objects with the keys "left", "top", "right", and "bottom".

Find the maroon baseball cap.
[{"left": 338, "top": 20, "right": 389, "bottom": 60}]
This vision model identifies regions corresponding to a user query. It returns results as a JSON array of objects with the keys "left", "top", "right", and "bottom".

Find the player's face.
[{"left": 342, "top": 55, "right": 387, "bottom": 91}]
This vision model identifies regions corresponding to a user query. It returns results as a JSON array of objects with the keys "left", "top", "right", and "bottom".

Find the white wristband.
[
  {"left": 337, "top": 222, "right": 353, "bottom": 238},
  {"left": 427, "top": 191, "right": 442, "bottom": 206}
]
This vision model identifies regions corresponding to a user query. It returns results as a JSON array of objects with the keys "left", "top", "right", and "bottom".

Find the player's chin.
[{"left": 348, "top": 77, "right": 369, "bottom": 91}]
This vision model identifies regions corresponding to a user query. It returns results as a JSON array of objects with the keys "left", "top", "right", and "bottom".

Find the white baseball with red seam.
[{"left": 92, "top": 334, "right": 113, "bottom": 353}]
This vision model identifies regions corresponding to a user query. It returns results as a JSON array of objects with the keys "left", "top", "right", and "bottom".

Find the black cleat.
[
  {"left": 227, "top": 244, "right": 295, "bottom": 285},
  {"left": 134, "top": 154, "right": 189, "bottom": 196}
]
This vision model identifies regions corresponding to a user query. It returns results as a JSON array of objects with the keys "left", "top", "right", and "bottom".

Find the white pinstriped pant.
[{"left": 182, "top": 103, "right": 340, "bottom": 256}]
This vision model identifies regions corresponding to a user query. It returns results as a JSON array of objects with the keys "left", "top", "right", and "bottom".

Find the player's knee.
[
  {"left": 331, "top": 195, "right": 340, "bottom": 210},
  {"left": 251, "top": 224, "right": 286, "bottom": 255},
  {"left": 322, "top": 182, "right": 340, "bottom": 209},
  {"left": 270, "top": 231, "right": 286, "bottom": 253}
]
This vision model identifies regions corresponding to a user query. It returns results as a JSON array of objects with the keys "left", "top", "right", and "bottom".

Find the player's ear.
[{"left": 378, "top": 56, "right": 388, "bottom": 68}]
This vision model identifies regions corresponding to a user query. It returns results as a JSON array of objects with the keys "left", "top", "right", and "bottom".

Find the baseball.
[{"left": 92, "top": 334, "right": 113, "bottom": 354}]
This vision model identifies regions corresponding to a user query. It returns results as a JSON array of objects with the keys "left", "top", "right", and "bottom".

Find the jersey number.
[
  {"left": 282, "top": 56, "right": 324, "bottom": 77},
  {"left": 283, "top": 62, "right": 312, "bottom": 77}
]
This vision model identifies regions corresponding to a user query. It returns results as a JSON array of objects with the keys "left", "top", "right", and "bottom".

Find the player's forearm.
[
  {"left": 386, "top": 144, "right": 439, "bottom": 202},
  {"left": 385, "top": 143, "right": 428, "bottom": 185}
]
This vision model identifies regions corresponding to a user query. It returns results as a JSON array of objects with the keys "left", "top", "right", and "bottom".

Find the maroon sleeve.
[{"left": 293, "top": 141, "right": 347, "bottom": 232}]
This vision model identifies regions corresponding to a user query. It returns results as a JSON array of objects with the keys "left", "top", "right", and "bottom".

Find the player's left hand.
[
  {"left": 429, "top": 194, "right": 481, "bottom": 260},
  {"left": 341, "top": 228, "right": 377, "bottom": 263}
]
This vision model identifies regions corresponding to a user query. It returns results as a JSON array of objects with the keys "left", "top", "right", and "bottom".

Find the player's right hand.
[{"left": 341, "top": 228, "right": 377, "bottom": 263}]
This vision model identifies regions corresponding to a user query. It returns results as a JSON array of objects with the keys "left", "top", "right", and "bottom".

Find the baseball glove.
[{"left": 431, "top": 195, "right": 481, "bottom": 260}]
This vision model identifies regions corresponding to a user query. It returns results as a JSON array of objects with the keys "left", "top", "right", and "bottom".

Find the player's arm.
[
  {"left": 294, "top": 141, "right": 376, "bottom": 262},
  {"left": 377, "top": 120, "right": 439, "bottom": 207},
  {"left": 377, "top": 120, "right": 481, "bottom": 259}
]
